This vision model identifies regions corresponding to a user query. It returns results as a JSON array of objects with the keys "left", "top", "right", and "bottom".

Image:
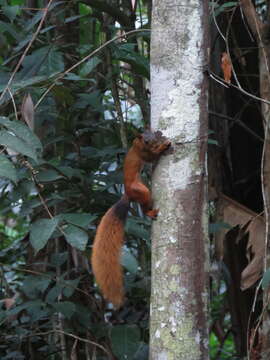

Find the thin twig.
[
  {"left": 209, "top": 110, "right": 264, "bottom": 143},
  {"left": 209, "top": 71, "right": 270, "bottom": 105},
  {"left": 247, "top": 288, "right": 269, "bottom": 359},
  {"left": 15, "top": 329, "right": 111, "bottom": 357},
  {"left": 211, "top": 1, "right": 226, "bottom": 42},
  {"left": 7, "top": 88, "right": 18, "bottom": 121},
  {"left": 239, "top": 5, "right": 254, "bottom": 42},
  {"left": 26, "top": 166, "right": 67, "bottom": 238}
]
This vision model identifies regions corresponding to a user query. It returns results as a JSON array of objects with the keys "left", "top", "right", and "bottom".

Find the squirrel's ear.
[{"left": 136, "top": 133, "right": 143, "bottom": 139}]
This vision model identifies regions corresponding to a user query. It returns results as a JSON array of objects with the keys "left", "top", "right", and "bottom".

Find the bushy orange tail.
[{"left": 91, "top": 196, "right": 129, "bottom": 307}]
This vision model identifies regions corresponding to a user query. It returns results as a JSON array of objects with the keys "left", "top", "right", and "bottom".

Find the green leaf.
[
  {"left": 3, "top": 5, "right": 20, "bottom": 22},
  {"left": 219, "top": 1, "right": 237, "bottom": 8},
  {"left": 0, "top": 154, "right": 17, "bottom": 182},
  {"left": 209, "top": 222, "right": 232, "bottom": 234},
  {"left": 64, "top": 73, "right": 85, "bottom": 81},
  {"left": 25, "top": 1, "right": 63, "bottom": 31},
  {"left": 8, "top": 300, "right": 44, "bottom": 316},
  {"left": 65, "top": 15, "right": 84, "bottom": 23},
  {"left": 40, "top": 25, "right": 57, "bottom": 34},
  {"left": 37, "top": 169, "right": 64, "bottom": 182},
  {"left": 58, "top": 213, "right": 96, "bottom": 228},
  {"left": 262, "top": 269, "right": 270, "bottom": 290},
  {"left": 50, "top": 252, "right": 68, "bottom": 266},
  {"left": 52, "top": 301, "right": 76, "bottom": 319},
  {"left": 113, "top": 44, "right": 149, "bottom": 79},
  {"left": 74, "top": 91, "right": 103, "bottom": 111},
  {"left": 79, "top": 57, "right": 101, "bottom": 77},
  {"left": 63, "top": 278, "right": 81, "bottom": 298},
  {"left": 22, "top": 275, "right": 51, "bottom": 298},
  {"left": 126, "top": 218, "right": 149, "bottom": 239},
  {"left": 0, "top": 76, "right": 48, "bottom": 99},
  {"left": 23, "top": 46, "right": 65, "bottom": 76},
  {"left": 111, "top": 325, "right": 141, "bottom": 360},
  {"left": 0, "top": 20, "right": 22, "bottom": 41},
  {"left": 64, "top": 224, "right": 88, "bottom": 251},
  {"left": 121, "top": 248, "right": 138, "bottom": 274},
  {"left": 208, "top": 138, "right": 219, "bottom": 146},
  {"left": 0, "top": 130, "right": 38, "bottom": 161},
  {"left": 30, "top": 218, "right": 59, "bottom": 253},
  {"left": 46, "top": 284, "right": 63, "bottom": 304},
  {"left": 57, "top": 166, "right": 84, "bottom": 179},
  {"left": 24, "top": 300, "right": 47, "bottom": 322},
  {"left": 74, "top": 304, "right": 92, "bottom": 327},
  {"left": 7, "top": 304, "right": 28, "bottom": 316},
  {"left": 212, "top": 1, "right": 237, "bottom": 17},
  {"left": 134, "top": 343, "right": 149, "bottom": 360},
  {"left": 14, "top": 33, "right": 33, "bottom": 53},
  {"left": 0, "top": 117, "right": 42, "bottom": 152}
]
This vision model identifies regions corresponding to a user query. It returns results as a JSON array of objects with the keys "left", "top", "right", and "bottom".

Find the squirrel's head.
[{"left": 133, "top": 130, "right": 171, "bottom": 161}]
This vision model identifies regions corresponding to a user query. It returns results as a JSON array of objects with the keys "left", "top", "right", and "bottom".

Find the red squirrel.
[{"left": 91, "top": 130, "right": 171, "bottom": 307}]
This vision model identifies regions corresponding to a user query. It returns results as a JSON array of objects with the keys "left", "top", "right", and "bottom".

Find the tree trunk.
[{"left": 149, "top": 0, "right": 209, "bottom": 359}]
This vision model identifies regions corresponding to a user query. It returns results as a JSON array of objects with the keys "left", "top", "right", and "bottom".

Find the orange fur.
[
  {"left": 91, "top": 130, "right": 170, "bottom": 307},
  {"left": 124, "top": 132, "right": 170, "bottom": 217},
  {"left": 91, "top": 198, "right": 129, "bottom": 307}
]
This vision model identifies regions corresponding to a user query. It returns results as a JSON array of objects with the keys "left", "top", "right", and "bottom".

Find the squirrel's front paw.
[{"left": 146, "top": 208, "right": 159, "bottom": 219}]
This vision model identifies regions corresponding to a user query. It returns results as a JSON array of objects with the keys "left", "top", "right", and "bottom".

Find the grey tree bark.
[{"left": 149, "top": 1, "right": 209, "bottom": 359}]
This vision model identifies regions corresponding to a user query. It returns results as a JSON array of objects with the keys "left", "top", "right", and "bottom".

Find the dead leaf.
[
  {"left": 71, "top": 339, "right": 78, "bottom": 360},
  {"left": 221, "top": 52, "right": 232, "bottom": 84},
  {"left": 3, "top": 297, "right": 15, "bottom": 310},
  {"left": 215, "top": 194, "right": 258, "bottom": 259},
  {"left": 21, "top": 93, "right": 34, "bottom": 130},
  {"left": 241, "top": 217, "right": 265, "bottom": 290},
  {"left": 215, "top": 194, "right": 265, "bottom": 290}
]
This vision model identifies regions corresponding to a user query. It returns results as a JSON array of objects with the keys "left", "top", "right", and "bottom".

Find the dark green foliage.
[
  {"left": 210, "top": 275, "right": 237, "bottom": 359},
  {"left": 111, "top": 325, "right": 141, "bottom": 359},
  {"left": 0, "top": 154, "right": 18, "bottom": 183},
  {"left": 0, "top": 0, "right": 152, "bottom": 358}
]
